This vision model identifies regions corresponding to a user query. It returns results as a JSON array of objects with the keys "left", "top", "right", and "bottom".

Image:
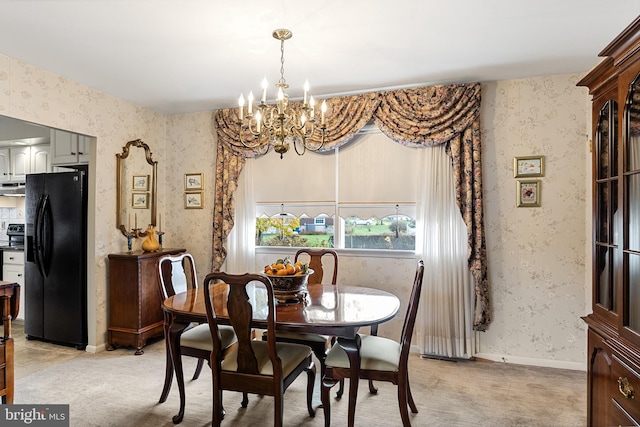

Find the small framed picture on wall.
[
  {"left": 185, "top": 173, "right": 204, "bottom": 191},
  {"left": 516, "top": 180, "right": 541, "bottom": 208},
  {"left": 514, "top": 156, "right": 545, "bottom": 178},
  {"left": 132, "top": 192, "right": 149, "bottom": 209},
  {"left": 185, "top": 191, "right": 204, "bottom": 209},
  {"left": 132, "top": 174, "right": 149, "bottom": 191}
]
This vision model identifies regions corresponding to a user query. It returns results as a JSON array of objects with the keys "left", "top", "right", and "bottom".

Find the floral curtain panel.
[{"left": 212, "top": 82, "right": 490, "bottom": 330}]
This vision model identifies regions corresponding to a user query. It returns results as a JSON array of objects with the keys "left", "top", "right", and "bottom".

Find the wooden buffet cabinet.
[
  {"left": 578, "top": 17, "right": 640, "bottom": 426},
  {"left": 107, "top": 248, "right": 185, "bottom": 355}
]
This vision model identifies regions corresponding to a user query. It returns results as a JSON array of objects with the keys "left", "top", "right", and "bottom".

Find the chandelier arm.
[{"left": 293, "top": 138, "right": 307, "bottom": 156}]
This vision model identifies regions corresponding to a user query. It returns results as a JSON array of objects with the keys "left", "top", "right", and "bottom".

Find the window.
[{"left": 252, "top": 127, "right": 421, "bottom": 251}]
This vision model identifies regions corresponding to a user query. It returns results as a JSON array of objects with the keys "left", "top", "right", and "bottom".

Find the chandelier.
[{"left": 236, "top": 29, "right": 327, "bottom": 158}]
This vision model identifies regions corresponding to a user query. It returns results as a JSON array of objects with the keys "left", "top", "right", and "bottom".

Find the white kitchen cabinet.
[
  {"left": 0, "top": 146, "right": 45, "bottom": 183},
  {"left": 30, "top": 145, "right": 50, "bottom": 174},
  {"left": 10, "top": 147, "right": 30, "bottom": 182},
  {"left": 0, "top": 149, "right": 10, "bottom": 183},
  {"left": 3, "top": 251, "right": 24, "bottom": 320},
  {"left": 51, "top": 129, "right": 89, "bottom": 165}
]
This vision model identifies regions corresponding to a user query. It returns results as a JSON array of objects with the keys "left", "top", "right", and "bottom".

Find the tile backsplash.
[{"left": 0, "top": 203, "right": 25, "bottom": 241}]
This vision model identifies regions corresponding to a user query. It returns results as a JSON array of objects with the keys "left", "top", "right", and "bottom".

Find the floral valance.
[{"left": 212, "top": 82, "right": 490, "bottom": 330}]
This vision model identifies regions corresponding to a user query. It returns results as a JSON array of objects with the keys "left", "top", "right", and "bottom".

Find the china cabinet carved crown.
[{"left": 578, "top": 16, "right": 640, "bottom": 426}]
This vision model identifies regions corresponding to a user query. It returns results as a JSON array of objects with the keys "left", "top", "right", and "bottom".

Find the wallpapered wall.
[
  {"left": 480, "top": 75, "right": 590, "bottom": 369},
  {"left": 1, "top": 51, "right": 591, "bottom": 367},
  {"left": 0, "top": 54, "right": 168, "bottom": 350}
]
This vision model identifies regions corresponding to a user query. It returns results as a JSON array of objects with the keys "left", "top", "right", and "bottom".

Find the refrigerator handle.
[{"left": 34, "top": 194, "right": 51, "bottom": 278}]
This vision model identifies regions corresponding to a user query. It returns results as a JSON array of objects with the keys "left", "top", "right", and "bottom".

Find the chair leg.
[
  {"left": 305, "top": 361, "right": 316, "bottom": 417},
  {"left": 159, "top": 342, "right": 173, "bottom": 403},
  {"left": 368, "top": 379, "right": 378, "bottom": 394},
  {"left": 274, "top": 388, "right": 284, "bottom": 427},
  {"left": 337, "top": 379, "right": 345, "bottom": 399},
  {"left": 192, "top": 358, "right": 205, "bottom": 380},
  {"left": 407, "top": 376, "right": 418, "bottom": 414},
  {"left": 398, "top": 373, "right": 415, "bottom": 426},
  {"left": 397, "top": 382, "right": 411, "bottom": 426},
  {"left": 322, "top": 377, "right": 339, "bottom": 427},
  {"left": 213, "top": 387, "right": 224, "bottom": 427},
  {"left": 241, "top": 392, "right": 249, "bottom": 408}
]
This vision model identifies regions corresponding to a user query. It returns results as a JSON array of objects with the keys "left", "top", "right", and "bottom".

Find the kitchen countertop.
[{"left": 0, "top": 241, "right": 24, "bottom": 251}]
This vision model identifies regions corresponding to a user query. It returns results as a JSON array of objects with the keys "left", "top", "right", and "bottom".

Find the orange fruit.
[
  {"left": 286, "top": 264, "right": 295, "bottom": 275},
  {"left": 276, "top": 268, "right": 289, "bottom": 276}
]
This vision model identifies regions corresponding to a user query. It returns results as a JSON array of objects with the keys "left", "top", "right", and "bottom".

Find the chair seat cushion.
[
  {"left": 222, "top": 341, "right": 312, "bottom": 377},
  {"left": 180, "top": 323, "right": 236, "bottom": 351},
  {"left": 273, "top": 331, "right": 329, "bottom": 343},
  {"left": 324, "top": 334, "right": 400, "bottom": 372}
]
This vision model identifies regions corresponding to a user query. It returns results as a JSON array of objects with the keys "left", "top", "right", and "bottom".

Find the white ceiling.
[{"left": 0, "top": 1, "right": 638, "bottom": 117}]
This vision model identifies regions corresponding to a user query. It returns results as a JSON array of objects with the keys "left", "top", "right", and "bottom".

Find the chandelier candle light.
[{"left": 236, "top": 28, "right": 328, "bottom": 158}]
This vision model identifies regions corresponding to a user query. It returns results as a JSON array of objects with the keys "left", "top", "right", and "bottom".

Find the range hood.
[{"left": 0, "top": 183, "right": 26, "bottom": 196}]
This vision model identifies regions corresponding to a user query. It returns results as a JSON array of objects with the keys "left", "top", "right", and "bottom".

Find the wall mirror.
[{"left": 116, "top": 139, "right": 157, "bottom": 236}]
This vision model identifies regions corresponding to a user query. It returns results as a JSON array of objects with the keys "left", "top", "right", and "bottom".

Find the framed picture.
[
  {"left": 514, "top": 156, "right": 545, "bottom": 177},
  {"left": 185, "top": 191, "right": 204, "bottom": 209},
  {"left": 185, "top": 173, "right": 204, "bottom": 190},
  {"left": 517, "top": 180, "right": 541, "bottom": 207},
  {"left": 132, "top": 174, "right": 149, "bottom": 191},
  {"left": 132, "top": 192, "right": 149, "bottom": 209}
]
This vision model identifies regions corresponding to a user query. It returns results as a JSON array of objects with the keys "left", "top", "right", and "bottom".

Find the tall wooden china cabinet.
[{"left": 578, "top": 17, "right": 640, "bottom": 426}]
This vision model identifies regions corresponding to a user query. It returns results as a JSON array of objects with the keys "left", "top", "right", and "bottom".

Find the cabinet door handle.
[
  {"left": 618, "top": 377, "right": 635, "bottom": 399},
  {"left": 71, "top": 152, "right": 76, "bottom": 155},
  {"left": 17, "top": 274, "right": 22, "bottom": 277}
]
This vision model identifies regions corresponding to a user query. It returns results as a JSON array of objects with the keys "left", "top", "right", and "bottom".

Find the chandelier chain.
[{"left": 279, "top": 38, "right": 287, "bottom": 87}]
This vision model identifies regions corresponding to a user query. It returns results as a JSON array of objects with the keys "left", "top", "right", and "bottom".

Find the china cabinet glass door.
[
  {"left": 625, "top": 73, "right": 640, "bottom": 335},
  {"left": 595, "top": 99, "right": 619, "bottom": 315}
]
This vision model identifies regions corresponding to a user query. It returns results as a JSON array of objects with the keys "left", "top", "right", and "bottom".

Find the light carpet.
[{"left": 11, "top": 322, "right": 586, "bottom": 427}]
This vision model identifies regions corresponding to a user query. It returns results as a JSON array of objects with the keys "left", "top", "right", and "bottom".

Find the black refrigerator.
[{"left": 25, "top": 170, "right": 88, "bottom": 349}]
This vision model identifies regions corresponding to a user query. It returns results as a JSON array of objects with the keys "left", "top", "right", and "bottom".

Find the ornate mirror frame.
[{"left": 116, "top": 139, "right": 157, "bottom": 237}]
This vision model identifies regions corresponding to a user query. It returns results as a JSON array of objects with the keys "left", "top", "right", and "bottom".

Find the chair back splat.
[
  {"left": 203, "top": 272, "right": 316, "bottom": 427},
  {"left": 158, "top": 252, "right": 198, "bottom": 299},
  {"left": 294, "top": 248, "right": 338, "bottom": 285}
]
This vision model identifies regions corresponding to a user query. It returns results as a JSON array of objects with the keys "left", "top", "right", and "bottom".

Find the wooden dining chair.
[
  {"left": 268, "top": 249, "right": 338, "bottom": 375},
  {"left": 321, "top": 260, "right": 425, "bottom": 427},
  {"left": 203, "top": 271, "right": 316, "bottom": 427},
  {"left": 156, "top": 252, "right": 238, "bottom": 404}
]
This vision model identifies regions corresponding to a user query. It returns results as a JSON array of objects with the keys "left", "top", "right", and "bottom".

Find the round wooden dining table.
[{"left": 160, "top": 282, "right": 401, "bottom": 425}]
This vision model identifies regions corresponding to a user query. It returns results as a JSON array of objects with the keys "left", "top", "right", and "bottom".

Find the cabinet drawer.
[
  {"left": 611, "top": 399, "right": 639, "bottom": 426},
  {"left": 2, "top": 251, "right": 23, "bottom": 265},
  {"left": 611, "top": 355, "right": 640, "bottom": 422}
]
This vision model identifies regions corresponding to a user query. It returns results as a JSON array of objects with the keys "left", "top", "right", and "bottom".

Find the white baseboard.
[
  {"left": 85, "top": 343, "right": 106, "bottom": 354},
  {"left": 473, "top": 352, "right": 586, "bottom": 371}
]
